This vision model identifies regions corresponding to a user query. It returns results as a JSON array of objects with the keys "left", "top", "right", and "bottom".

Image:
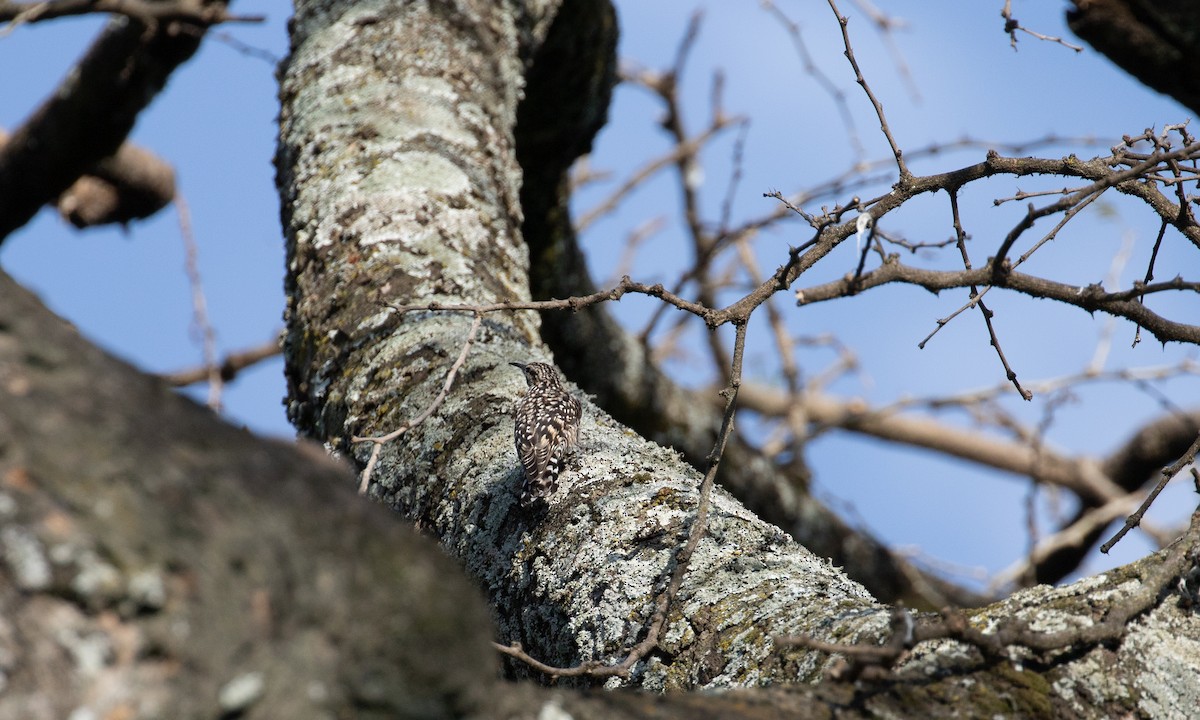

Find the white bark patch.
[{"left": 362, "top": 151, "right": 471, "bottom": 197}]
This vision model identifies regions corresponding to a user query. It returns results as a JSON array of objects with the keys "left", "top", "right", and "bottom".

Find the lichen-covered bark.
[{"left": 276, "top": 0, "right": 1200, "bottom": 710}]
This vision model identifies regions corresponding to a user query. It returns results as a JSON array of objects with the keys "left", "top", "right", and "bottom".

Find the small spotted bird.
[{"left": 510, "top": 361, "right": 582, "bottom": 507}]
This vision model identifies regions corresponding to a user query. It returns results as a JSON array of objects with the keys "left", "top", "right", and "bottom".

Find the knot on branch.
[{"left": 987, "top": 256, "right": 1012, "bottom": 284}]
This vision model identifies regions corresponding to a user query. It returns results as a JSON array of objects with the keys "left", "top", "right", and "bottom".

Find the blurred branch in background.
[
  {"left": 0, "top": 0, "right": 261, "bottom": 241},
  {"left": 160, "top": 335, "right": 282, "bottom": 388}
]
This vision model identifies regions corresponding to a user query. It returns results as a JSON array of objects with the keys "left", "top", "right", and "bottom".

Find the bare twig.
[
  {"left": 352, "top": 313, "right": 483, "bottom": 495},
  {"left": 1102, "top": 431, "right": 1200, "bottom": 553},
  {"left": 389, "top": 276, "right": 718, "bottom": 325},
  {"left": 176, "top": 195, "right": 222, "bottom": 410},
  {"left": 796, "top": 260, "right": 1200, "bottom": 346},
  {"left": 1000, "top": 0, "right": 1083, "bottom": 52},
  {"left": 826, "top": 0, "right": 909, "bottom": 179},
  {"left": 760, "top": 0, "right": 866, "bottom": 159},
  {"left": 1133, "top": 220, "right": 1168, "bottom": 347},
  {"left": 491, "top": 641, "right": 628, "bottom": 679}
]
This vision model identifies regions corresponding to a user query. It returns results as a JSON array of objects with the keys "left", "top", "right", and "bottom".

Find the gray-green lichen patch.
[
  {"left": 359, "top": 151, "right": 471, "bottom": 197},
  {"left": 1, "top": 525, "right": 50, "bottom": 590},
  {"left": 1127, "top": 617, "right": 1200, "bottom": 719}
]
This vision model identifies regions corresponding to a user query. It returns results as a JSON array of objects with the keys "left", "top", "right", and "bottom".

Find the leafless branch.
[
  {"left": 795, "top": 260, "right": 1200, "bottom": 346},
  {"left": 1000, "top": 0, "right": 1083, "bottom": 52},
  {"left": 826, "top": 0, "right": 909, "bottom": 178},
  {"left": 0, "top": 128, "right": 176, "bottom": 228},
  {"left": 0, "top": 0, "right": 262, "bottom": 28},
  {"left": 760, "top": 0, "right": 866, "bottom": 159},
  {"left": 0, "top": 1, "right": 231, "bottom": 242}
]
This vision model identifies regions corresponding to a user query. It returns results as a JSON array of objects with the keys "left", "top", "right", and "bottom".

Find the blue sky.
[{"left": 1, "top": 1, "right": 1195, "bottom": 589}]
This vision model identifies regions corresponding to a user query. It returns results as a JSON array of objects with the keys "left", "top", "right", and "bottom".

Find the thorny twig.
[{"left": 942, "top": 190, "right": 1030, "bottom": 400}]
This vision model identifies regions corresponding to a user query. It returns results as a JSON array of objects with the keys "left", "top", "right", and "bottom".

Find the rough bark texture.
[
  {"left": 0, "top": 0, "right": 1196, "bottom": 717},
  {"left": 276, "top": 0, "right": 1200, "bottom": 714}
]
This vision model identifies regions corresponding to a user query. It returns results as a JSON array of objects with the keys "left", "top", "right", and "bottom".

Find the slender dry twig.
[
  {"left": 176, "top": 194, "right": 223, "bottom": 410},
  {"left": 760, "top": 0, "right": 866, "bottom": 159},
  {"left": 491, "top": 641, "right": 629, "bottom": 679},
  {"left": 737, "top": 383, "right": 1127, "bottom": 503},
  {"left": 920, "top": 187, "right": 1105, "bottom": 361},
  {"left": 603, "top": 217, "right": 666, "bottom": 286},
  {"left": 796, "top": 260, "right": 1200, "bottom": 346},
  {"left": 352, "top": 313, "right": 483, "bottom": 495},
  {"left": 1133, "top": 220, "right": 1169, "bottom": 348},
  {"left": 1090, "top": 231, "right": 1138, "bottom": 370},
  {"left": 826, "top": 0, "right": 909, "bottom": 179},
  {"left": 944, "top": 189, "right": 1031, "bottom": 399},
  {"left": 611, "top": 17, "right": 749, "bottom": 351},
  {"left": 389, "top": 276, "right": 718, "bottom": 325},
  {"left": 1102, "top": 431, "right": 1200, "bottom": 553},
  {"left": 884, "top": 361, "right": 1199, "bottom": 416},
  {"left": 575, "top": 121, "right": 736, "bottom": 233},
  {"left": 1000, "top": 0, "right": 1083, "bottom": 52}
]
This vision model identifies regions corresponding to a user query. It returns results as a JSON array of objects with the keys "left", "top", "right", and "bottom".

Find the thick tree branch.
[
  {"left": 0, "top": 130, "right": 177, "bottom": 228},
  {"left": 0, "top": 0, "right": 258, "bottom": 26},
  {"left": 0, "top": 3, "right": 226, "bottom": 241},
  {"left": 1067, "top": 0, "right": 1200, "bottom": 117},
  {"left": 0, "top": 270, "right": 503, "bottom": 718}
]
